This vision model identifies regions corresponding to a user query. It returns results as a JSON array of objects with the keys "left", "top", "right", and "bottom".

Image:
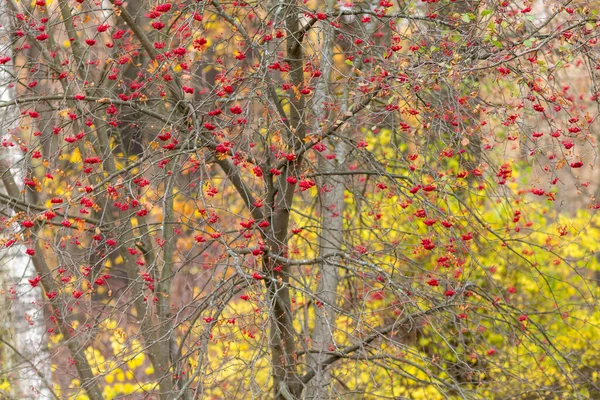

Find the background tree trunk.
[
  {"left": 0, "top": 5, "right": 52, "bottom": 397},
  {"left": 305, "top": 4, "right": 343, "bottom": 396}
]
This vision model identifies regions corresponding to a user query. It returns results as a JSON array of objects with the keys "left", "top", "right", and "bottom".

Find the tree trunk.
[
  {"left": 264, "top": 2, "right": 308, "bottom": 398},
  {"left": 0, "top": 7, "right": 52, "bottom": 398},
  {"left": 306, "top": 142, "right": 346, "bottom": 400},
  {"left": 305, "top": 3, "right": 344, "bottom": 397}
]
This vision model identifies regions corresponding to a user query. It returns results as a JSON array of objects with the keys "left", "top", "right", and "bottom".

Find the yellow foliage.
[{"left": 69, "top": 148, "right": 82, "bottom": 164}]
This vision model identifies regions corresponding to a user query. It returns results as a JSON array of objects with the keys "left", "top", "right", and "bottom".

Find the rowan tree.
[{"left": 1, "top": 0, "right": 600, "bottom": 399}]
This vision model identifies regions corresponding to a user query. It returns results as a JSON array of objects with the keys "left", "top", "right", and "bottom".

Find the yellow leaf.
[
  {"left": 70, "top": 148, "right": 82, "bottom": 164},
  {"left": 147, "top": 60, "right": 160, "bottom": 74}
]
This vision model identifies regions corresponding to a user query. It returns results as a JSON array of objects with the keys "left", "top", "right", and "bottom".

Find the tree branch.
[
  {"left": 300, "top": 304, "right": 450, "bottom": 385},
  {"left": 0, "top": 338, "right": 61, "bottom": 400}
]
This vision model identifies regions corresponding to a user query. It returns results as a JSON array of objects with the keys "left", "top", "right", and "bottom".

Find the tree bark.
[
  {"left": 305, "top": 3, "right": 344, "bottom": 397},
  {"left": 0, "top": 6, "right": 53, "bottom": 398},
  {"left": 263, "top": 2, "right": 308, "bottom": 398},
  {"left": 306, "top": 142, "right": 346, "bottom": 400}
]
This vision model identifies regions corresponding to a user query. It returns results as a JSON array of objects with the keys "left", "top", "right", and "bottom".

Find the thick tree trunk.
[
  {"left": 306, "top": 143, "right": 346, "bottom": 400},
  {"left": 0, "top": 7, "right": 52, "bottom": 398},
  {"left": 265, "top": 2, "right": 308, "bottom": 398},
  {"left": 305, "top": 4, "right": 344, "bottom": 397}
]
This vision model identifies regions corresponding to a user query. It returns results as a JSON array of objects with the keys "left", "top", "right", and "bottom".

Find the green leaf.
[
  {"left": 345, "top": 60, "right": 354, "bottom": 66},
  {"left": 481, "top": 9, "right": 493, "bottom": 17},
  {"left": 523, "top": 39, "right": 533, "bottom": 48},
  {"left": 492, "top": 40, "right": 503, "bottom": 48},
  {"left": 461, "top": 13, "right": 472, "bottom": 23}
]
